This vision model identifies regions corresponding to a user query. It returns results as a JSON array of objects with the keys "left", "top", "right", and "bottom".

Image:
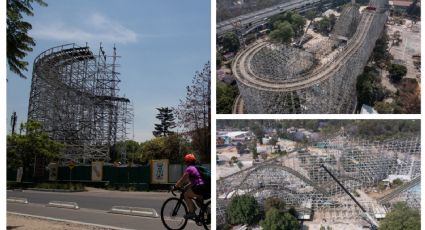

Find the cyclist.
[{"left": 173, "top": 153, "right": 207, "bottom": 219}]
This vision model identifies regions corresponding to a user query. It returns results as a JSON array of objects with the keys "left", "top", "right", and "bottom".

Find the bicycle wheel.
[
  {"left": 202, "top": 200, "right": 211, "bottom": 230},
  {"left": 161, "top": 197, "right": 188, "bottom": 230}
]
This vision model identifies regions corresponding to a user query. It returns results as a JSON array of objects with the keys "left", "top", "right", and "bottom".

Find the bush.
[
  {"left": 379, "top": 202, "right": 420, "bottom": 230},
  {"left": 260, "top": 208, "right": 300, "bottom": 230},
  {"left": 264, "top": 197, "right": 286, "bottom": 212},
  {"left": 392, "top": 178, "right": 403, "bottom": 187},
  {"left": 226, "top": 194, "right": 260, "bottom": 225},
  {"left": 217, "top": 81, "right": 239, "bottom": 114},
  {"left": 388, "top": 64, "right": 407, "bottom": 83}
]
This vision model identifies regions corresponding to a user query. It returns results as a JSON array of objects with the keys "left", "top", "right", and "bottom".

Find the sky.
[{"left": 6, "top": 0, "right": 211, "bottom": 142}]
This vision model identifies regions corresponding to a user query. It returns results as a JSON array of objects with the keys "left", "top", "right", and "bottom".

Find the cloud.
[{"left": 31, "top": 13, "right": 138, "bottom": 44}]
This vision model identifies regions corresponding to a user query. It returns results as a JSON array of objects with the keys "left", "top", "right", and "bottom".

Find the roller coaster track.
[
  {"left": 33, "top": 44, "right": 128, "bottom": 103},
  {"left": 239, "top": 163, "right": 328, "bottom": 194},
  {"left": 232, "top": 94, "right": 245, "bottom": 114},
  {"left": 377, "top": 176, "right": 421, "bottom": 204},
  {"left": 232, "top": 9, "right": 378, "bottom": 92}
]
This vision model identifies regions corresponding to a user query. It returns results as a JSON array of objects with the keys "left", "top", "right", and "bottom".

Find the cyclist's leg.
[
  {"left": 190, "top": 186, "right": 205, "bottom": 210},
  {"left": 184, "top": 188, "right": 197, "bottom": 213}
]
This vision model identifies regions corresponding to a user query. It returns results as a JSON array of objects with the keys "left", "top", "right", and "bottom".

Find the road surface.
[{"left": 7, "top": 189, "right": 205, "bottom": 230}]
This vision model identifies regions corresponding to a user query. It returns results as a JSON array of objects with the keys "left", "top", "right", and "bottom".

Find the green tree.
[
  {"left": 290, "top": 13, "right": 306, "bottom": 36},
  {"left": 217, "top": 81, "right": 239, "bottom": 114},
  {"left": 7, "top": 0, "right": 47, "bottom": 79},
  {"left": 153, "top": 107, "right": 176, "bottom": 137},
  {"left": 7, "top": 120, "right": 63, "bottom": 178},
  {"left": 175, "top": 62, "right": 211, "bottom": 163},
  {"left": 270, "top": 21, "right": 294, "bottom": 44},
  {"left": 260, "top": 208, "right": 300, "bottom": 230},
  {"left": 226, "top": 195, "right": 260, "bottom": 225},
  {"left": 305, "top": 10, "right": 317, "bottom": 21},
  {"left": 379, "top": 203, "right": 420, "bottom": 230},
  {"left": 388, "top": 64, "right": 407, "bottom": 83},
  {"left": 316, "top": 16, "right": 331, "bottom": 34},
  {"left": 111, "top": 140, "right": 141, "bottom": 163},
  {"left": 356, "top": 68, "right": 387, "bottom": 108},
  {"left": 140, "top": 134, "right": 188, "bottom": 162},
  {"left": 264, "top": 197, "right": 285, "bottom": 212},
  {"left": 372, "top": 32, "right": 391, "bottom": 66},
  {"left": 392, "top": 178, "right": 403, "bottom": 187},
  {"left": 222, "top": 32, "right": 240, "bottom": 53}
]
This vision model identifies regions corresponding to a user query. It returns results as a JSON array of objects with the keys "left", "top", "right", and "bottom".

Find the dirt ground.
[
  {"left": 7, "top": 213, "right": 113, "bottom": 230},
  {"left": 387, "top": 18, "right": 421, "bottom": 81}
]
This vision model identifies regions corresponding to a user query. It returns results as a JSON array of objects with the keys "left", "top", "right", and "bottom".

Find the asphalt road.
[
  {"left": 7, "top": 189, "right": 166, "bottom": 213},
  {"left": 217, "top": 0, "right": 323, "bottom": 35},
  {"left": 8, "top": 203, "right": 201, "bottom": 230},
  {"left": 7, "top": 189, "right": 207, "bottom": 230}
]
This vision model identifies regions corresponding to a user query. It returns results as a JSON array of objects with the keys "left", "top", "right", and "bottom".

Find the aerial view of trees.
[
  {"left": 388, "top": 64, "right": 407, "bottom": 83},
  {"left": 379, "top": 203, "right": 420, "bottom": 230},
  {"left": 216, "top": 81, "right": 239, "bottom": 114},
  {"left": 226, "top": 194, "right": 260, "bottom": 225}
]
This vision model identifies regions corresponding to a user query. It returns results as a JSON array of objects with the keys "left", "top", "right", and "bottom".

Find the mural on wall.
[
  {"left": 151, "top": 159, "right": 169, "bottom": 184},
  {"left": 91, "top": 161, "right": 104, "bottom": 181}
]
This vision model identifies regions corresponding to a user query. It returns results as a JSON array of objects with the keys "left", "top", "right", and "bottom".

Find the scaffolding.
[
  {"left": 217, "top": 137, "right": 420, "bottom": 226},
  {"left": 28, "top": 43, "right": 133, "bottom": 164}
]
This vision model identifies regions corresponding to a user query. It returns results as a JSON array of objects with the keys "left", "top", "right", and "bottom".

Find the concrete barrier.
[
  {"left": 47, "top": 201, "right": 79, "bottom": 209},
  {"left": 110, "top": 206, "right": 159, "bottom": 218}
]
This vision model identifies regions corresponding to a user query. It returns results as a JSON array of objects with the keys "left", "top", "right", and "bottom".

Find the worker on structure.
[{"left": 173, "top": 153, "right": 208, "bottom": 219}]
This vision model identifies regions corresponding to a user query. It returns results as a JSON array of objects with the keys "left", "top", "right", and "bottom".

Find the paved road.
[
  {"left": 7, "top": 189, "right": 166, "bottom": 213},
  {"left": 7, "top": 189, "right": 207, "bottom": 230},
  {"left": 8, "top": 203, "right": 201, "bottom": 230}
]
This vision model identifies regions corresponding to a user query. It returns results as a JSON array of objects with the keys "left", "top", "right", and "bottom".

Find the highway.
[
  {"left": 7, "top": 189, "right": 203, "bottom": 230},
  {"left": 217, "top": 0, "right": 327, "bottom": 36}
]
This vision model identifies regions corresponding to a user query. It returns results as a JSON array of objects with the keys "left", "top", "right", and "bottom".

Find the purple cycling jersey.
[{"left": 185, "top": 165, "right": 205, "bottom": 186}]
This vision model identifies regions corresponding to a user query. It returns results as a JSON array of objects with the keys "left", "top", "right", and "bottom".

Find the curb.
[
  {"left": 8, "top": 212, "right": 133, "bottom": 230},
  {"left": 47, "top": 201, "right": 79, "bottom": 209},
  {"left": 110, "top": 206, "right": 159, "bottom": 218},
  {"left": 7, "top": 197, "right": 28, "bottom": 204}
]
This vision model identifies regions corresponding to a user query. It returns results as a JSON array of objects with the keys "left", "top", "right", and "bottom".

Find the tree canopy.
[
  {"left": 260, "top": 208, "right": 300, "bottom": 230},
  {"left": 388, "top": 64, "right": 407, "bottom": 83},
  {"left": 153, "top": 107, "right": 176, "bottom": 137},
  {"left": 226, "top": 194, "right": 260, "bottom": 225},
  {"left": 270, "top": 21, "right": 294, "bottom": 44},
  {"left": 379, "top": 203, "right": 420, "bottom": 230},
  {"left": 7, "top": 0, "right": 47, "bottom": 78},
  {"left": 139, "top": 134, "right": 190, "bottom": 163},
  {"left": 222, "top": 32, "right": 240, "bottom": 53},
  {"left": 175, "top": 62, "right": 211, "bottom": 163},
  {"left": 216, "top": 81, "right": 238, "bottom": 114},
  {"left": 7, "top": 120, "right": 63, "bottom": 177}
]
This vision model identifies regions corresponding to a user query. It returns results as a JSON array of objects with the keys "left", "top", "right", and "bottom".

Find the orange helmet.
[{"left": 184, "top": 153, "right": 196, "bottom": 163}]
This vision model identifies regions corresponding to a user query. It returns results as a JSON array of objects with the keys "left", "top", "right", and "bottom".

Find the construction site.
[
  {"left": 232, "top": 0, "right": 389, "bottom": 113},
  {"left": 27, "top": 43, "right": 133, "bottom": 164},
  {"left": 217, "top": 137, "right": 421, "bottom": 229}
]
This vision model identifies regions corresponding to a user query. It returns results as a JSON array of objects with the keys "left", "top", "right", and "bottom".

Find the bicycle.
[{"left": 160, "top": 185, "right": 211, "bottom": 230}]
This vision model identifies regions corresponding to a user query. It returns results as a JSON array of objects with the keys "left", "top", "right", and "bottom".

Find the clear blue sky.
[{"left": 6, "top": 0, "right": 211, "bottom": 142}]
